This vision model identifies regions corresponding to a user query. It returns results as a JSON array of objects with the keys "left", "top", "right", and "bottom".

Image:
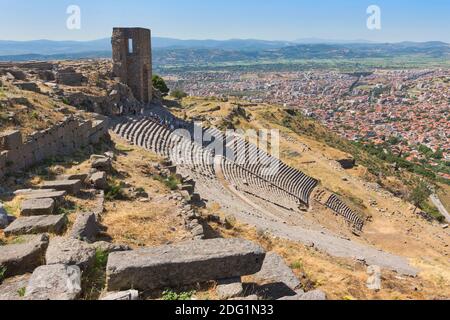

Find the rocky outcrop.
[{"left": 106, "top": 238, "right": 266, "bottom": 291}]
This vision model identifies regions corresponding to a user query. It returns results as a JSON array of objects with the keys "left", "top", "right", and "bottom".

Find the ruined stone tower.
[{"left": 112, "top": 28, "right": 152, "bottom": 103}]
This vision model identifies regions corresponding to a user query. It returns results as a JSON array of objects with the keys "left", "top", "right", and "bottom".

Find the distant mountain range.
[{"left": 0, "top": 37, "right": 449, "bottom": 63}]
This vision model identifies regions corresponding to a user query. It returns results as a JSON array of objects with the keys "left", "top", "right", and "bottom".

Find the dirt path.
[{"left": 430, "top": 194, "right": 450, "bottom": 223}]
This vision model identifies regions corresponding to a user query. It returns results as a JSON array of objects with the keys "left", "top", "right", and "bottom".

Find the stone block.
[
  {"left": 39, "top": 180, "right": 81, "bottom": 195},
  {"left": 20, "top": 198, "right": 55, "bottom": 216},
  {"left": 216, "top": 277, "right": 244, "bottom": 300},
  {"left": 106, "top": 238, "right": 265, "bottom": 291},
  {"left": 0, "top": 234, "right": 49, "bottom": 278},
  {"left": 4, "top": 214, "right": 67, "bottom": 236},
  {"left": 0, "top": 130, "right": 22, "bottom": 150},
  {"left": 69, "top": 212, "right": 99, "bottom": 242},
  {"left": 25, "top": 264, "right": 81, "bottom": 300},
  {"left": 45, "top": 237, "right": 96, "bottom": 270},
  {"left": 253, "top": 252, "right": 301, "bottom": 291}
]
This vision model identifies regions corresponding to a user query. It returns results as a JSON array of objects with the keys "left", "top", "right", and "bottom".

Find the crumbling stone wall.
[
  {"left": 0, "top": 116, "right": 109, "bottom": 179},
  {"left": 112, "top": 27, "right": 152, "bottom": 103}
]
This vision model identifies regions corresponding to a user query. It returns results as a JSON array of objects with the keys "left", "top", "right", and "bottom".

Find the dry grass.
[{"left": 98, "top": 134, "right": 191, "bottom": 247}]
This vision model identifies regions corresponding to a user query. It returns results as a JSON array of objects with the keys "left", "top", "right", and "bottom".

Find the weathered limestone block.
[
  {"left": 20, "top": 198, "right": 55, "bottom": 216},
  {"left": 55, "top": 68, "right": 84, "bottom": 86},
  {"left": 69, "top": 212, "right": 99, "bottom": 242},
  {"left": 253, "top": 252, "right": 301, "bottom": 291},
  {"left": 91, "top": 157, "right": 112, "bottom": 172},
  {"left": 0, "top": 234, "right": 49, "bottom": 278},
  {"left": 366, "top": 265, "right": 382, "bottom": 291},
  {"left": 100, "top": 290, "right": 139, "bottom": 301},
  {"left": 88, "top": 171, "right": 108, "bottom": 190},
  {"left": 25, "top": 264, "right": 81, "bottom": 300},
  {"left": 0, "top": 130, "right": 22, "bottom": 150},
  {"left": 45, "top": 237, "right": 96, "bottom": 270},
  {"left": 0, "top": 274, "right": 31, "bottom": 300},
  {"left": 106, "top": 238, "right": 266, "bottom": 291},
  {"left": 216, "top": 277, "right": 244, "bottom": 300},
  {"left": 40, "top": 180, "right": 81, "bottom": 195},
  {"left": 23, "top": 190, "right": 67, "bottom": 204},
  {"left": 4, "top": 214, "right": 67, "bottom": 236},
  {"left": 15, "top": 188, "right": 53, "bottom": 196}
]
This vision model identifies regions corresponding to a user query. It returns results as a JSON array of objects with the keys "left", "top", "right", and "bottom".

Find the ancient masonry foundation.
[
  {"left": 112, "top": 27, "right": 152, "bottom": 103},
  {"left": 0, "top": 116, "right": 109, "bottom": 179}
]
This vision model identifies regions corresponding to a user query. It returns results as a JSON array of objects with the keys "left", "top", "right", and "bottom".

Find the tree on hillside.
[
  {"left": 170, "top": 89, "right": 188, "bottom": 100},
  {"left": 408, "top": 180, "right": 431, "bottom": 213},
  {"left": 152, "top": 75, "right": 169, "bottom": 96}
]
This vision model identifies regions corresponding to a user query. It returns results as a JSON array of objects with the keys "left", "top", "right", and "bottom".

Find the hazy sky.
[{"left": 0, "top": 0, "right": 449, "bottom": 42}]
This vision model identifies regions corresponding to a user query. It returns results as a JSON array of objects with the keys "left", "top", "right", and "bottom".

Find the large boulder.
[
  {"left": 69, "top": 212, "right": 100, "bottom": 242},
  {"left": 0, "top": 234, "right": 49, "bottom": 278},
  {"left": 45, "top": 237, "right": 96, "bottom": 270},
  {"left": 25, "top": 264, "right": 81, "bottom": 300},
  {"left": 20, "top": 198, "right": 55, "bottom": 216},
  {"left": 4, "top": 214, "right": 67, "bottom": 236},
  {"left": 106, "top": 238, "right": 265, "bottom": 291}
]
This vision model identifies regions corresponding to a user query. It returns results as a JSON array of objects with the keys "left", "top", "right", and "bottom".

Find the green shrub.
[
  {"left": 153, "top": 174, "right": 180, "bottom": 191},
  {"left": 170, "top": 89, "right": 188, "bottom": 100},
  {"left": 290, "top": 261, "right": 304, "bottom": 270},
  {"left": 105, "top": 181, "right": 127, "bottom": 201},
  {"left": 17, "top": 287, "right": 26, "bottom": 297},
  {"left": 152, "top": 75, "right": 170, "bottom": 96},
  {"left": 162, "top": 289, "right": 195, "bottom": 301},
  {"left": 81, "top": 249, "right": 108, "bottom": 300}
]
